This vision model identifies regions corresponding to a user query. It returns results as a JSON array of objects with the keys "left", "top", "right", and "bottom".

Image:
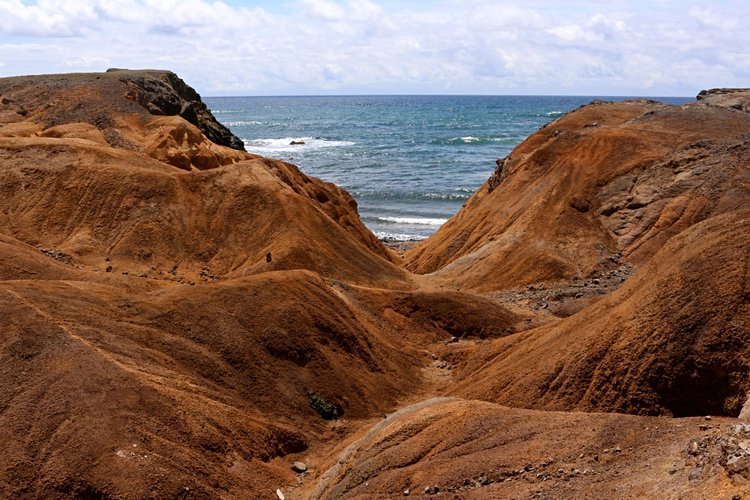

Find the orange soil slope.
[
  {"left": 0, "top": 70, "right": 402, "bottom": 286},
  {"left": 451, "top": 209, "right": 750, "bottom": 417},
  {"left": 307, "top": 398, "right": 747, "bottom": 499},
  {"left": 2, "top": 69, "right": 750, "bottom": 499},
  {"left": 405, "top": 98, "right": 750, "bottom": 292},
  {"left": 0, "top": 70, "right": 526, "bottom": 497}
]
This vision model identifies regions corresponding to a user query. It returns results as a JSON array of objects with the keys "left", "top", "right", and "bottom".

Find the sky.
[{"left": 0, "top": 0, "right": 748, "bottom": 96}]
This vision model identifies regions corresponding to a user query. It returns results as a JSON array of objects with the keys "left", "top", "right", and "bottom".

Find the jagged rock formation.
[
  {"left": 111, "top": 68, "right": 247, "bottom": 151},
  {"left": 697, "top": 87, "right": 750, "bottom": 112}
]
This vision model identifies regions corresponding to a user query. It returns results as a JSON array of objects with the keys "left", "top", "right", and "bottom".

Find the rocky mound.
[
  {"left": 110, "top": 68, "right": 246, "bottom": 150},
  {"left": 405, "top": 96, "right": 750, "bottom": 293},
  {"left": 0, "top": 268, "right": 426, "bottom": 498},
  {"left": 0, "top": 68, "right": 244, "bottom": 151},
  {"left": 0, "top": 70, "right": 403, "bottom": 285},
  {"left": 451, "top": 210, "right": 750, "bottom": 417},
  {"left": 698, "top": 88, "right": 750, "bottom": 112},
  {"left": 306, "top": 398, "right": 744, "bottom": 499},
  {"left": 0, "top": 69, "right": 417, "bottom": 497}
]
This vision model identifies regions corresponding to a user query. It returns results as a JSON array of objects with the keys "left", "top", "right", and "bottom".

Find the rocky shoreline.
[{"left": 0, "top": 70, "right": 748, "bottom": 498}]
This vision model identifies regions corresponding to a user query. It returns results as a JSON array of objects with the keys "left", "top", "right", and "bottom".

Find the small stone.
[
  {"left": 613, "top": 446, "right": 622, "bottom": 453},
  {"left": 705, "top": 415, "right": 712, "bottom": 421},
  {"left": 592, "top": 279, "right": 600, "bottom": 284},
  {"left": 292, "top": 461, "right": 307, "bottom": 473},
  {"left": 106, "top": 265, "right": 113, "bottom": 272},
  {"left": 276, "top": 489, "right": 286, "bottom": 500},
  {"left": 731, "top": 474, "right": 748, "bottom": 486},
  {"left": 403, "top": 488, "right": 410, "bottom": 496},
  {"left": 699, "top": 424, "right": 710, "bottom": 431},
  {"left": 688, "top": 467, "right": 703, "bottom": 482},
  {"left": 727, "top": 455, "right": 750, "bottom": 476}
]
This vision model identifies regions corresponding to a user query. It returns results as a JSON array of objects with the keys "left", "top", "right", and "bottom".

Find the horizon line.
[{"left": 204, "top": 93, "right": 696, "bottom": 99}]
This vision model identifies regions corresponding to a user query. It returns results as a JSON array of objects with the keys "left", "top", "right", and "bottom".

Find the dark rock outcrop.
[
  {"left": 0, "top": 69, "right": 246, "bottom": 152},
  {"left": 697, "top": 88, "right": 750, "bottom": 112},
  {"left": 115, "top": 69, "right": 246, "bottom": 151}
]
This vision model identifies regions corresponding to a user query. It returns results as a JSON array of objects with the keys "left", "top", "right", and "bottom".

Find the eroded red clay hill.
[
  {"left": 1, "top": 71, "right": 749, "bottom": 499},
  {"left": 405, "top": 98, "right": 750, "bottom": 293}
]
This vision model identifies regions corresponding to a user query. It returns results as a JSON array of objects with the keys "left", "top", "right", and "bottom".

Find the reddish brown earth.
[{"left": 0, "top": 71, "right": 749, "bottom": 499}]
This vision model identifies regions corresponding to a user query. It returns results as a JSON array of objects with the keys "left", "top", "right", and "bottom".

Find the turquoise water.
[{"left": 204, "top": 95, "right": 691, "bottom": 240}]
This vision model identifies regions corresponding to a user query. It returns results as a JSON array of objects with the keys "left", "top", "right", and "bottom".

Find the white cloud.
[
  {"left": 349, "top": 0, "right": 382, "bottom": 21},
  {"left": 299, "top": 0, "right": 346, "bottom": 20},
  {"left": 61, "top": 55, "right": 111, "bottom": 68},
  {"left": 0, "top": 0, "right": 748, "bottom": 96},
  {"left": 0, "top": 0, "right": 98, "bottom": 36},
  {"left": 688, "top": 6, "right": 737, "bottom": 31}
]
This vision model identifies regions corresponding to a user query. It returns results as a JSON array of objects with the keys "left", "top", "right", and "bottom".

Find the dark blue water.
[{"left": 204, "top": 95, "right": 691, "bottom": 240}]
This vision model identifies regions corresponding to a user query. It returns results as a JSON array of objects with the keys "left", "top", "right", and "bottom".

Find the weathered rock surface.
[
  {"left": 306, "top": 398, "right": 747, "bottom": 499},
  {"left": 112, "top": 68, "right": 247, "bottom": 151},
  {"left": 451, "top": 210, "right": 750, "bottom": 416},
  {"left": 697, "top": 87, "right": 750, "bottom": 112},
  {"left": 405, "top": 96, "right": 750, "bottom": 293}
]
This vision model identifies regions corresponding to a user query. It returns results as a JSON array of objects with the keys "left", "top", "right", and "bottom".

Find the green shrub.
[{"left": 309, "top": 393, "right": 340, "bottom": 420}]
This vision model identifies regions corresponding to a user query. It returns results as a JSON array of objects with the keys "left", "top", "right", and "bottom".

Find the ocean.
[{"left": 204, "top": 95, "right": 692, "bottom": 241}]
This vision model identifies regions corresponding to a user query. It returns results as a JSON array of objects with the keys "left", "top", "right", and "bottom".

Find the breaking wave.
[
  {"left": 378, "top": 216, "right": 448, "bottom": 226},
  {"left": 243, "top": 137, "right": 355, "bottom": 153}
]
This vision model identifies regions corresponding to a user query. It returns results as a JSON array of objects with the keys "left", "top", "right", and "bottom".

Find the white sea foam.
[
  {"left": 225, "top": 120, "right": 262, "bottom": 126},
  {"left": 439, "top": 136, "right": 507, "bottom": 145},
  {"left": 375, "top": 231, "right": 428, "bottom": 241},
  {"left": 243, "top": 137, "right": 355, "bottom": 153},
  {"left": 378, "top": 216, "right": 448, "bottom": 226},
  {"left": 545, "top": 111, "right": 564, "bottom": 116}
]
